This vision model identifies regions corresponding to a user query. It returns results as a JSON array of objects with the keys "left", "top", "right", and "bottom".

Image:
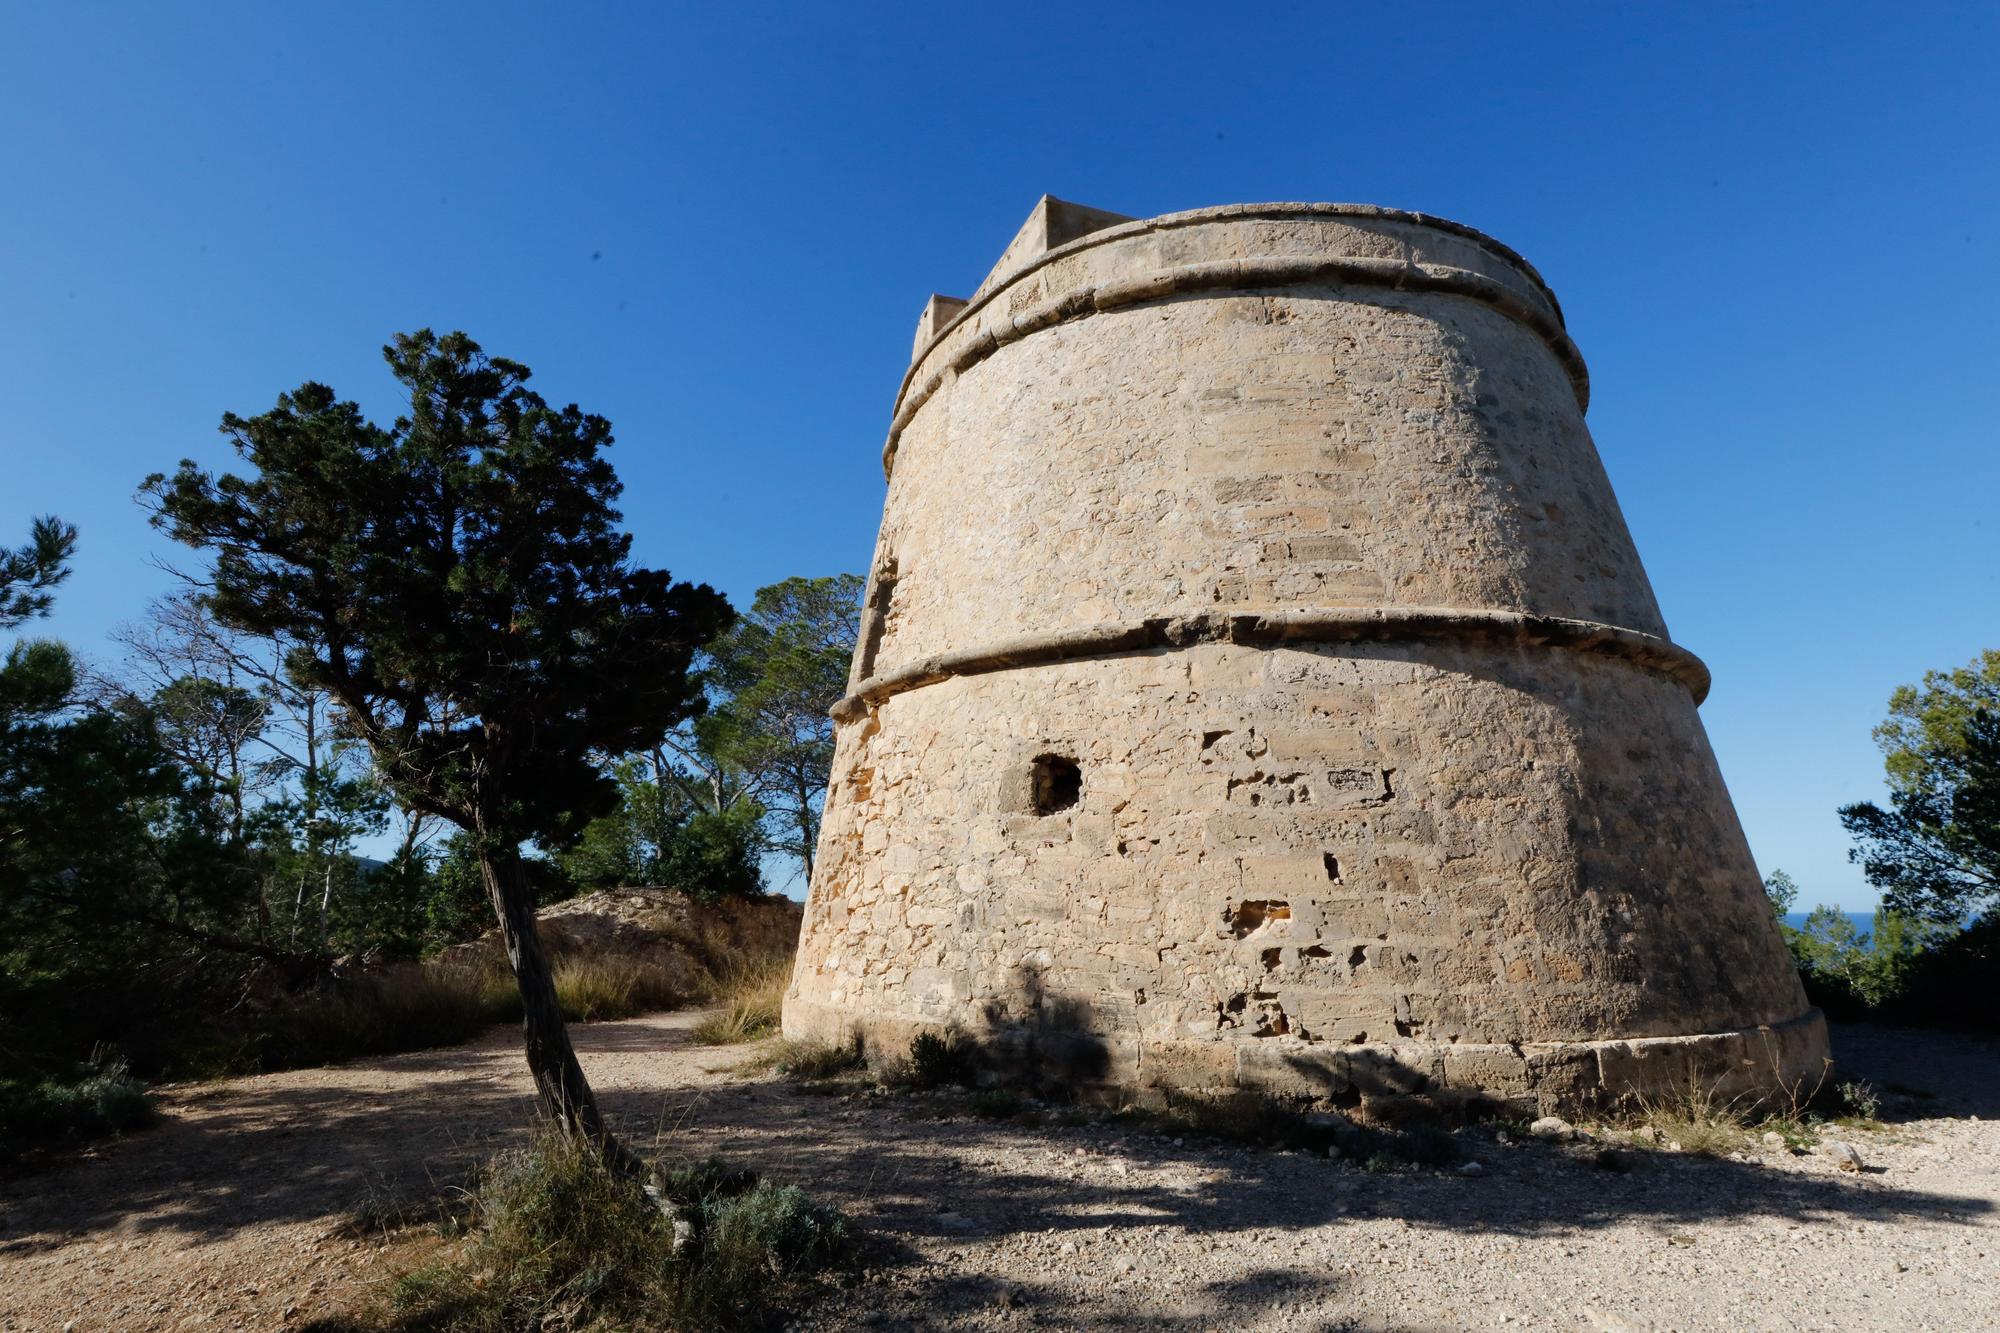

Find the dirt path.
[{"left": 2, "top": 1019, "right": 1996, "bottom": 1332}]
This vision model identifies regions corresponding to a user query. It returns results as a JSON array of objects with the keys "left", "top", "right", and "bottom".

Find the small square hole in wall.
[{"left": 1029, "top": 753, "right": 1082, "bottom": 815}]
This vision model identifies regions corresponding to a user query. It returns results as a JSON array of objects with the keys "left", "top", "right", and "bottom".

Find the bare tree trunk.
[
  {"left": 317, "top": 859, "right": 335, "bottom": 950},
  {"left": 393, "top": 809, "right": 426, "bottom": 867},
  {"left": 477, "top": 841, "right": 640, "bottom": 1173},
  {"left": 794, "top": 770, "right": 818, "bottom": 883}
]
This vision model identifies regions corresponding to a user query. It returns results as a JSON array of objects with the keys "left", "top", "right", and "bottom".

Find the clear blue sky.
[{"left": 3, "top": 4, "right": 1994, "bottom": 910}]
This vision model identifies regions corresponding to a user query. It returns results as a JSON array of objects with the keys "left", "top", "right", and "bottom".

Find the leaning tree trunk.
[{"left": 478, "top": 843, "right": 641, "bottom": 1174}]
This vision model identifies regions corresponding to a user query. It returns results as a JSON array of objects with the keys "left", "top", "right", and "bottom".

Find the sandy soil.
[{"left": 1, "top": 1018, "right": 1995, "bottom": 1333}]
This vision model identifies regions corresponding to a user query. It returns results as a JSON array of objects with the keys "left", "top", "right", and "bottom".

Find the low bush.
[
  {"left": 344, "top": 1131, "right": 849, "bottom": 1331},
  {"left": 701, "top": 1178, "right": 853, "bottom": 1293},
  {"left": 1630, "top": 1076, "right": 1753, "bottom": 1156},
  {"left": 1834, "top": 1079, "right": 1882, "bottom": 1121},
  {"left": 1615, "top": 1061, "right": 1884, "bottom": 1155},
  {"left": 903, "top": 1030, "right": 976, "bottom": 1089},
  {"left": 0, "top": 1052, "right": 155, "bottom": 1159}
]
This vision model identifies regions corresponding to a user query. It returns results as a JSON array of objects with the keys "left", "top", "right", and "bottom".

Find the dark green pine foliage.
[
  {"left": 703, "top": 574, "right": 863, "bottom": 881},
  {"left": 1839, "top": 650, "right": 2000, "bottom": 924},
  {"left": 145, "top": 331, "right": 733, "bottom": 1156},
  {"left": 0, "top": 516, "right": 77, "bottom": 629},
  {"left": 2, "top": 523, "right": 257, "bottom": 1102}
]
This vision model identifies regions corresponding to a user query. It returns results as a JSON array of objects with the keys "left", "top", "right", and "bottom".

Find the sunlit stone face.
[{"left": 784, "top": 199, "right": 1825, "bottom": 1117}]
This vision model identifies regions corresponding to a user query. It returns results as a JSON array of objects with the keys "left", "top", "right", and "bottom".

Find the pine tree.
[{"left": 145, "top": 331, "right": 732, "bottom": 1159}]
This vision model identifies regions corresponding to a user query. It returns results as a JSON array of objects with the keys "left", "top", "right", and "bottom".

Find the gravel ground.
[{"left": 0, "top": 1019, "right": 1993, "bottom": 1332}]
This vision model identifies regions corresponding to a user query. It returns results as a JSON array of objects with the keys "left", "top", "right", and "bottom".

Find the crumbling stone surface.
[{"left": 784, "top": 198, "right": 1827, "bottom": 1113}]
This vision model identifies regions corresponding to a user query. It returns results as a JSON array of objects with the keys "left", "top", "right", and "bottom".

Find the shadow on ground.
[
  {"left": 1829, "top": 1021, "right": 2000, "bottom": 1120},
  {"left": 3, "top": 1016, "right": 1993, "bottom": 1331}
]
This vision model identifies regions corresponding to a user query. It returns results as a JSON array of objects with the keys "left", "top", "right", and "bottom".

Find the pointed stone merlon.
[
  {"left": 912, "top": 295, "right": 968, "bottom": 362},
  {"left": 971, "top": 195, "right": 1136, "bottom": 305},
  {"left": 909, "top": 198, "right": 1133, "bottom": 365}
]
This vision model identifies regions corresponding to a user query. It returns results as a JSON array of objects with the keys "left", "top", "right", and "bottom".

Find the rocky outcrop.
[{"left": 445, "top": 888, "right": 801, "bottom": 989}]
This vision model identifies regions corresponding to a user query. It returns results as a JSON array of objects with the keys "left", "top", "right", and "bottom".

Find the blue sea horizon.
[{"left": 1782, "top": 910, "right": 1878, "bottom": 938}]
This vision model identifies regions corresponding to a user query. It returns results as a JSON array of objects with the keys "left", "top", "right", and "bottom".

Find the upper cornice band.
[{"left": 882, "top": 203, "right": 1590, "bottom": 481}]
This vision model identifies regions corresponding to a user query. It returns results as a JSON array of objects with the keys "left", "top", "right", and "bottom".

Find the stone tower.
[{"left": 783, "top": 198, "right": 1827, "bottom": 1115}]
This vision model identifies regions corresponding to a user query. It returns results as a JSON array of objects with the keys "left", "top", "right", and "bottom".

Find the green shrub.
[
  {"left": 0, "top": 1053, "right": 155, "bottom": 1158},
  {"left": 657, "top": 1154, "right": 760, "bottom": 1203},
  {"left": 705, "top": 1183, "right": 851, "bottom": 1283},
  {"left": 1835, "top": 1079, "right": 1882, "bottom": 1121},
  {"left": 906, "top": 1030, "right": 976, "bottom": 1089}
]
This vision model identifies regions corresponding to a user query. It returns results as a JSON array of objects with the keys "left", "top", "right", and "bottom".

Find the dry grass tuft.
[
  {"left": 1630, "top": 1073, "right": 1754, "bottom": 1156},
  {"left": 1620, "top": 1057, "right": 1855, "bottom": 1157},
  {"left": 552, "top": 955, "right": 686, "bottom": 1022},
  {"left": 688, "top": 955, "right": 791, "bottom": 1046},
  {"left": 265, "top": 953, "right": 696, "bottom": 1071},
  {"left": 739, "top": 1037, "right": 864, "bottom": 1082},
  {"left": 264, "top": 965, "right": 518, "bottom": 1069}
]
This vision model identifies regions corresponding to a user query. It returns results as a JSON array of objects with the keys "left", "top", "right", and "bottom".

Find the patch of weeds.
[
  {"left": 703, "top": 1181, "right": 852, "bottom": 1286},
  {"left": 657, "top": 1154, "right": 761, "bottom": 1203},
  {"left": 904, "top": 1030, "right": 977, "bottom": 1089},
  {"left": 1771, "top": 1077, "right": 1894, "bottom": 1144},
  {"left": 355, "top": 1131, "right": 851, "bottom": 1331},
  {"left": 1362, "top": 1151, "right": 1398, "bottom": 1173},
  {"left": 262, "top": 965, "right": 521, "bottom": 1069},
  {"left": 1615, "top": 1068, "right": 1906, "bottom": 1160},
  {"left": 1758, "top": 1115, "right": 1820, "bottom": 1152},
  {"left": 1832, "top": 1079, "right": 1882, "bottom": 1122}
]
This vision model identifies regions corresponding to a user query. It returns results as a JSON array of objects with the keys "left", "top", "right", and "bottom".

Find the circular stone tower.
[{"left": 784, "top": 198, "right": 1827, "bottom": 1116}]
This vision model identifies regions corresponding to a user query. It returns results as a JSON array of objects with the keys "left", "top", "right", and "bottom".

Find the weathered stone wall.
[{"left": 787, "top": 198, "right": 1826, "bottom": 1115}]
